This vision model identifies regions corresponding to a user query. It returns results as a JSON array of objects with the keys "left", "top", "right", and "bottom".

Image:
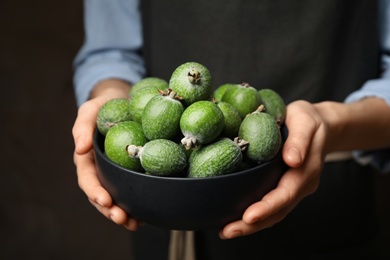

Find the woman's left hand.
[{"left": 219, "top": 100, "right": 328, "bottom": 239}]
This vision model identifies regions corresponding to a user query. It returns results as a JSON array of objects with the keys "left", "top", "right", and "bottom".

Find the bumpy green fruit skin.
[
  {"left": 213, "top": 83, "right": 234, "bottom": 102},
  {"left": 169, "top": 62, "right": 213, "bottom": 106},
  {"left": 96, "top": 98, "right": 132, "bottom": 136},
  {"left": 104, "top": 121, "right": 148, "bottom": 171},
  {"left": 180, "top": 101, "right": 224, "bottom": 147},
  {"left": 129, "top": 86, "right": 160, "bottom": 123},
  {"left": 239, "top": 111, "right": 282, "bottom": 163},
  {"left": 258, "top": 88, "right": 286, "bottom": 125},
  {"left": 142, "top": 93, "right": 184, "bottom": 140},
  {"left": 221, "top": 83, "right": 262, "bottom": 119},
  {"left": 216, "top": 101, "right": 242, "bottom": 139},
  {"left": 140, "top": 139, "right": 187, "bottom": 176},
  {"left": 129, "top": 77, "right": 168, "bottom": 97},
  {"left": 188, "top": 138, "right": 243, "bottom": 178}
]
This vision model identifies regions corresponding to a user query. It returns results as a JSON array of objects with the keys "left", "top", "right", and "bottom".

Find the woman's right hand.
[{"left": 72, "top": 79, "right": 140, "bottom": 230}]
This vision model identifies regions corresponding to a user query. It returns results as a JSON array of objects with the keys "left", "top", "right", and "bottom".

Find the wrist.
[
  {"left": 314, "top": 98, "right": 390, "bottom": 152},
  {"left": 90, "top": 78, "right": 132, "bottom": 101},
  {"left": 313, "top": 101, "right": 346, "bottom": 154}
]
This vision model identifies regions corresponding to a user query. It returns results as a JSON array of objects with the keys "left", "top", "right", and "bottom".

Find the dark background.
[
  {"left": 0, "top": 1, "right": 389, "bottom": 259},
  {"left": 0, "top": 1, "right": 133, "bottom": 259}
]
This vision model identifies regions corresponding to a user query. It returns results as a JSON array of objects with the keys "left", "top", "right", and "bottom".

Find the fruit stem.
[
  {"left": 168, "top": 89, "right": 177, "bottom": 99},
  {"left": 106, "top": 122, "right": 117, "bottom": 128},
  {"left": 181, "top": 135, "right": 197, "bottom": 150},
  {"left": 126, "top": 145, "right": 143, "bottom": 158},
  {"left": 234, "top": 137, "right": 249, "bottom": 151},
  {"left": 254, "top": 104, "right": 265, "bottom": 113},
  {"left": 157, "top": 89, "right": 167, "bottom": 95},
  {"left": 159, "top": 88, "right": 184, "bottom": 100},
  {"left": 188, "top": 70, "right": 201, "bottom": 84},
  {"left": 240, "top": 82, "right": 250, "bottom": 88}
]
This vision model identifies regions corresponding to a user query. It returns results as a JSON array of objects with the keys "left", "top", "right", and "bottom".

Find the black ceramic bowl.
[{"left": 93, "top": 127, "right": 288, "bottom": 231}]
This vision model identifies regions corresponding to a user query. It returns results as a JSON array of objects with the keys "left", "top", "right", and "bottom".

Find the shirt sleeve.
[
  {"left": 73, "top": 0, "right": 145, "bottom": 107},
  {"left": 344, "top": 0, "right": 390, "bottom": 173}
]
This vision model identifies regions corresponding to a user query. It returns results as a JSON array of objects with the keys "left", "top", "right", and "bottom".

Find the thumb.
[
  {"left": 72, "top": 101, "right": 100, "bottom": 154},
  {"left": 282, "top": 101, "right": 317, "bottom": 168}
]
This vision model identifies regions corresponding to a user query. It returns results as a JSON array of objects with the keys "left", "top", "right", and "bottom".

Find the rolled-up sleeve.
[
  {"left": 344, "top": 60, "right": 390, "bottom": 106},
  {"left": 73, "top": 0, "right": 145, "bottom": 106}
]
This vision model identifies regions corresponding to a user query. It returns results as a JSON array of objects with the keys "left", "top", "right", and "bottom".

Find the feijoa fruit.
[
  {"left": 169, "top": 62, "right": 213, "bottom": 106},
  {"left": 221, "top": 82, "right": 262, "bottom": 119},
  {"left": 127, "top": 139, "right": 187, "bottom": 176},
  {"left": 142, "top": 89, "right": 184, "bottom": 140},
  {"left": 213, "top": 83, "right": 235, "bottom": 102},
  {"left": 216, "top": 101, "right": 242, "bottom": 139},
  {"left": 129, "top": 77, "right": 168, "bottom": 97},
  {"left": 188, "top": 137, "right": 248, "bottom": 178},
  {"left": 104, "top": 121, "right": 148, "bottom": 171},
  {"left": 128, "top": 86, "right": 160, "bottom": 123},
  {"left": 96, "top": 98, "right": 132, "bottom": 136},
  {"left": 180, "top": 100, "right": 225, "bottom": 150},
  {"left": 258, "top": 88, "right": 286, "bottom": 126},
  {"left": 238, "top": 105, "right": 282, "bottom": 163}
]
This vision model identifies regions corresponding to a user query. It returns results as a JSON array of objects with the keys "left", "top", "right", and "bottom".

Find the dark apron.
[{"left": 133, "top": 0, "right": 381, "bottom": 259}]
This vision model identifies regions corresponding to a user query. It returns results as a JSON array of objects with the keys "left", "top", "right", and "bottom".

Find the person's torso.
[
  {"left": 137, "top": 0, "right": 380, "bottom": 258},
  {"left": 140, "top": 0, "right": 380, "bottom": 104}
]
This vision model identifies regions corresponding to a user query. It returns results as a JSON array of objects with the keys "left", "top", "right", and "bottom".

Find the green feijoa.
[
  {"left": 221, "top": 82, "right": 262, "bottom": 119},
  {"left": 128, "top": 86, "right": 160, "bottom": 123},
  {"left": 180, "top": 100, "right": 225, "bottom": 150},
  {"left": 216, "top": 101, "right": 242, "bottom": 139},
  {"left": 96, "top": 98, "right": 132, "bottom": 136},
  {"left": 238, "top": 105, "right": 282, "bottom": 163},
  {"left": 104, "top": 121, "right": 148, "bottom": 171},
  {"left": 188, "top": 137, "right": 248, "bottom": 178},
  {"left": 129, "top": 77, "right": 168, "bottom": 97},
  {"left": 127, "top": 139, "right": 187, "bottom": 176},
  {"left": 142, "top": 89, "right": 184, "bottom": 140},
  {"left": 213, "top": 83, "right": 235, "bottom": 102},
  {"left": 169, "top": 62, "right": 213, "bottom": 106},
  {"left": 258, "top": 88, "right": 286, "bottom": 126}
]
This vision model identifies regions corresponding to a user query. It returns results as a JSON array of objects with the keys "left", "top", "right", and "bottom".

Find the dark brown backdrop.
[
  {"left": 0, "top": 1, "right": 133, "bottom": 259},
  {"left": 0, "top": 1, "right": 389, "bottom": 259}
]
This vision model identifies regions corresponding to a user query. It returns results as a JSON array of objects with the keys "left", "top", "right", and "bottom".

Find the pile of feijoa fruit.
[{"left": 97, "top": 62, "right": 286, "bottom": 178}]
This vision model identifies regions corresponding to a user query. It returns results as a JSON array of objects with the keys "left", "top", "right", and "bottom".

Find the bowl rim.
[{"left": 93, "top": 128, "right": 283, "bottom": 182}]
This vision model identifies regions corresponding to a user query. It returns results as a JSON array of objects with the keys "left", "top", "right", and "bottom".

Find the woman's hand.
[
  {"left": 219, "top": 100, "right": 330, "bottom": 239},
  {"left": 220, "top": 97, "right": 390, "bottom": 239},
  {"left": 72, "top": 79, "right": 140, "bottom": 230}
]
